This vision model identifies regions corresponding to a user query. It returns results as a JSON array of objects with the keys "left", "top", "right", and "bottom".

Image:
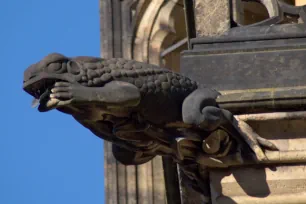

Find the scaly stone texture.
[{"left": 194, "top": 0, "right": 231, "bottom": 37}]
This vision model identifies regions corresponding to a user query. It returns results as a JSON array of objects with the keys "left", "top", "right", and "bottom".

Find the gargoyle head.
[
  {"left": 23, "top": 53, "right": 84, "bottom": 111},
  {"left": 23, "top": 53, "right": 83, "bottom": 96}
]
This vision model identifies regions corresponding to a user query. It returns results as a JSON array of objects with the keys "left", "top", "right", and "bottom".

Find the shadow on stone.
[
  {"left": 232, "top": 167, "right": 270, "bottom": 197},
  {"left": 210, "top": 167, "right": 270, "bottom": 203}
]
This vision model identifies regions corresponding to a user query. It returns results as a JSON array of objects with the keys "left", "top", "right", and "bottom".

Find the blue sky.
[{"left": 1, "top": 0, "right": 104, "bottom": 203}]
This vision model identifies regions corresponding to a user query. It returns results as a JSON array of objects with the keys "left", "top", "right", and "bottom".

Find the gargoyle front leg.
[
  {"left": 182, "top": 88, "right": 278, "bottom": 162},
  {"left": 48, "top": 80, "right": 141, "bottom": 109}
]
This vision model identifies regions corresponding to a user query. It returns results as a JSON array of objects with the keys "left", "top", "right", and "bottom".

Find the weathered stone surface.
[{"left": 193, "top": 0, "right": 231, "bottom": 37}]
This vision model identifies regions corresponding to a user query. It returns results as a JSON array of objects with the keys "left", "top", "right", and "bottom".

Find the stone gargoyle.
[{"left": 22, "top": 53, "right": 278, "bottom": 194}]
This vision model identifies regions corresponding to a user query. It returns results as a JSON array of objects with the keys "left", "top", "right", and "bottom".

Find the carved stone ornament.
[
  {"left": 22, "top": 53, "right": 282, "bottom": 195},
  {"left": 236, "top": 0, "right": 306, "bottom": 27}
]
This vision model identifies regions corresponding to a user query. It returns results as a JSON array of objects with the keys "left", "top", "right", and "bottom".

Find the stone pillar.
[
  {"left": 179, "top": 1, "right": 233, "bottom": 203},
  {"left": 100, "top": 1, "right": 167, "bottom": 203}
]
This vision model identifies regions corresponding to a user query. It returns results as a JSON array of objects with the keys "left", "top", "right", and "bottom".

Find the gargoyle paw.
[{"left": 50, "top": 82, "right": 74, "bottom": 101}]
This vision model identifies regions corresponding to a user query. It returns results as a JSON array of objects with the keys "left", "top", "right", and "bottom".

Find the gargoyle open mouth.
[{"left": 23, "top": 74, "right": 70, "bottom": 112}]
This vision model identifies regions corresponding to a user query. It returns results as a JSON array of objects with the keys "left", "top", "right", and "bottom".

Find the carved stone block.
[{"left": 181, "top": 24, "right": 306, "bottom": 91}]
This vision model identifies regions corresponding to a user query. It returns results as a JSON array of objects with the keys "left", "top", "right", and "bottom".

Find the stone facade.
[
  {"left": 181, "top": 0, "right": 306, "bottom": 203},
  {"left": 100, "top": 0, "right": 306, "bottom": 204}
]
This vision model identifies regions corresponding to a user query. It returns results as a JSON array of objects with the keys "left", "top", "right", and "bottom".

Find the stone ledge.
[{"left": 210, "top": 165, "right": 306, "bottom": 204}]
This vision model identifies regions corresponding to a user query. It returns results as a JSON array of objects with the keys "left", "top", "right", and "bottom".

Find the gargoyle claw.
[
  {"left": 233, "top": 118, "right": 278, "bottom": 161},
  {"left": 50, "top": 82, "right": 73, "bottom": 100},
  {"left": 49, "top": 81, "right": 95, "bottom": 106},
  {"left": 50, "top": 82, "right": 74, "bottom": 101},
  {"left": 257, "top": 136, "right": 279, "bottom": 151}
]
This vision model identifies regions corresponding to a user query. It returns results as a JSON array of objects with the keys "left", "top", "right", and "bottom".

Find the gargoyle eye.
[
  {"left": 47, "top": 62, "right": 67, "bottom": 74},
  {"left": 67, "top": 61, "right": 81, "bottom": 75}
]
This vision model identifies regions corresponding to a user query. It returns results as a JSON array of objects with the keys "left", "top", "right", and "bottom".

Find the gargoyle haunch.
[{"left": 23, "top": 53, "right": 278, "bottom": 193}]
